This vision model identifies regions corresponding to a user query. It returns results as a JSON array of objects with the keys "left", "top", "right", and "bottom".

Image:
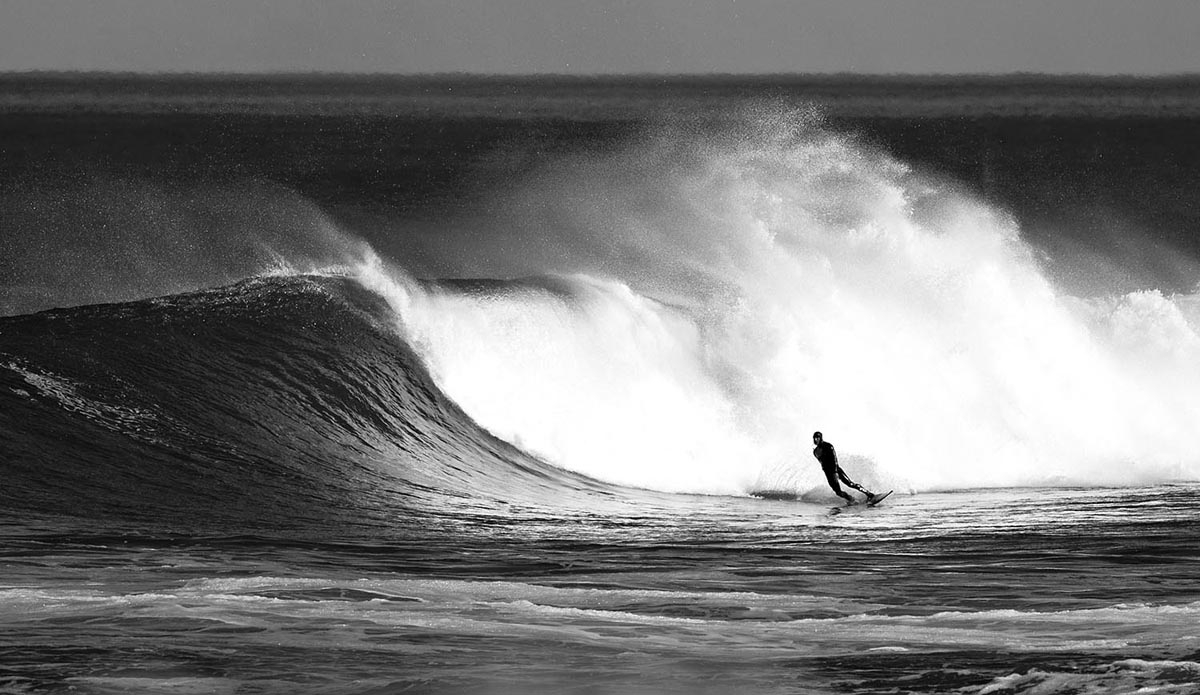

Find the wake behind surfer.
[{"left": 812, "top": 431, "right": 876, "bottom": 505}]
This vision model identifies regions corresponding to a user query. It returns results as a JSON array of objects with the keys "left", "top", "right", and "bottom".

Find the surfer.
[{"left": 812, "top": 431, "right": 876, "bottom": 505}]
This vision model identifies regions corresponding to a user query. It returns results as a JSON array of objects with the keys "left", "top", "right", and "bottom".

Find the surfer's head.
[{"left": 812, "top": 431, "right": 823, "bottom": 443}]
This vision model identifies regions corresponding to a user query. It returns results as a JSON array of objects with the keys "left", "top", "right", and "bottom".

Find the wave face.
[
  {"left": 4, "top": 107, "right": 1200, "bottom": 501},
  {"left": 363, "top": 111, "right": 1200, "bottom": 493},
  {"left": 0, "top": 276, "right": 605, "bottom": 528}
]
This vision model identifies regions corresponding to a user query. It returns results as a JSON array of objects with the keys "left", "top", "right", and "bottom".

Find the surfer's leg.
[
  {"left": 837, "top": 467, "right": 872, "bottom": 497},
  {"left": 824, "top": 464, "right": 854, "bottom": 503}
]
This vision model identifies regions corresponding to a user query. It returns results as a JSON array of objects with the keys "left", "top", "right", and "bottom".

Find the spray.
[{"left": 352, "top": 108, "right": 1200, "bottom": 494}]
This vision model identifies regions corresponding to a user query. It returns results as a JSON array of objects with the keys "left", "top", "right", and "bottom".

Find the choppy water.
[{"left": 3, "top": 486, "right": 1199, "bottom": 694}]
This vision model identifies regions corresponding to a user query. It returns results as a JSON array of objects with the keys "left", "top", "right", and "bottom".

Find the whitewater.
[{"left": 329, "top": 111, "right": 1200, "bottom": 495}]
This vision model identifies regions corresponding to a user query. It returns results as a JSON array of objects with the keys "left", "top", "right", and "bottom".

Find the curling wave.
[
  {"left": 0, "top": 276, "right": 612, "bottom": 528},
  {"left": 4, "top": 108, "right": 1200, "bottom": 503}
]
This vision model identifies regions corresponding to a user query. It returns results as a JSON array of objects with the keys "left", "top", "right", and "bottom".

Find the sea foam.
[{"left": 353, "top": 108, "right": 1200, "bottom": 494}]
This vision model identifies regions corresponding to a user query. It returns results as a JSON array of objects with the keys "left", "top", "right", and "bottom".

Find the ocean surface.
[{"left": 3, "top": 76, "right": 1200, "bottom": 694}]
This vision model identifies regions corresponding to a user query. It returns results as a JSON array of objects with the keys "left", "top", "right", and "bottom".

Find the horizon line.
[{"left": 3, "top": 69, "right": 1200, "bottom": 81}]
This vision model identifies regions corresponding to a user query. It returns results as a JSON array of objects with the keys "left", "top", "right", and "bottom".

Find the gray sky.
[{"left": 1, "top": 0, "right": 1198, "bottom": 75}]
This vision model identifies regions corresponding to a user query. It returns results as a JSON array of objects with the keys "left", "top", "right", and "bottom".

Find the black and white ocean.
[{"left": 2, "top": 77, "right": 1199, "bottom": 694}]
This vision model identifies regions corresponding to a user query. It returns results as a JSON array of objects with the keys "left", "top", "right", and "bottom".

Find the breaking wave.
[{"left": 4, "top": 108, "right": 1200, "bottom": 508}]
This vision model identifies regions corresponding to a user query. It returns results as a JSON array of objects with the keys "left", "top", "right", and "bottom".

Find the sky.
[{"left": 1, "top": 0, "right": 1198, "bottom": 75}]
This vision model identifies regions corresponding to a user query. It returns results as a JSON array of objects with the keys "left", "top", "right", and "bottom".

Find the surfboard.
[
  {"left": 830, "top": 490, "right": 893, "bottom": 515},
  {"left": 867, "top": 490, "right": 893, "bottom": 506}
]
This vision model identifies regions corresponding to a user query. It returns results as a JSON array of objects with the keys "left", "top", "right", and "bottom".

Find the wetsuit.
[{"left": 813, "top": 440, "right": 870, "bottom": 502}]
